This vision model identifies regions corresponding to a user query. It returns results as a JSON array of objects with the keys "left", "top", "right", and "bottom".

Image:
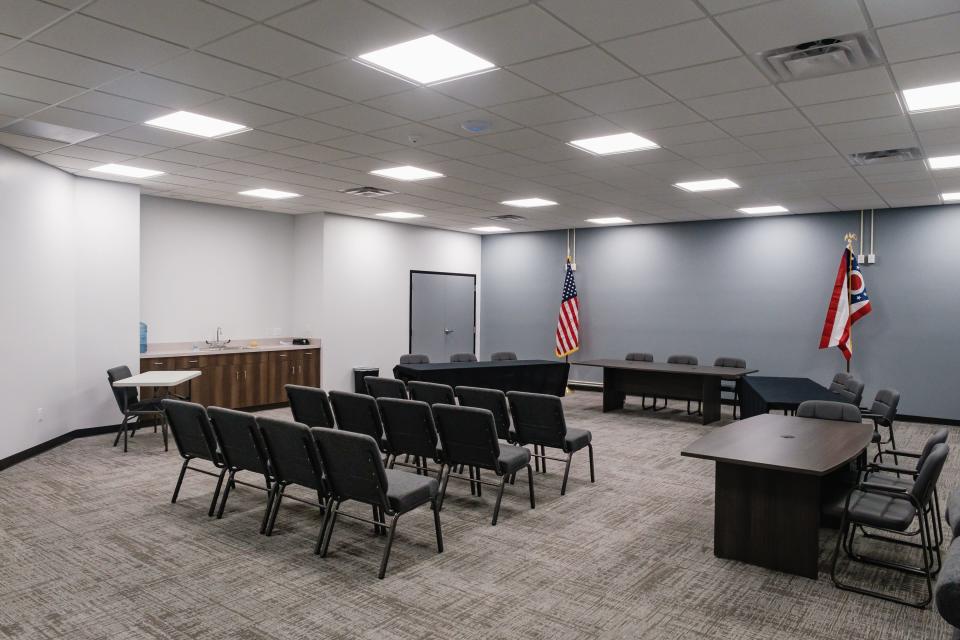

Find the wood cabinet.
[{"left": 141, "top": 348, "right": 320, "bottom": 409}]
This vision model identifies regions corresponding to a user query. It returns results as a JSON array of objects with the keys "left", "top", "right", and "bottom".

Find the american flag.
[
  {"left": 819, "top": 248, "right": 872, "bottom": 360},
  {"left": 555, "top": 259, "right": 580, "bottom": 357}
]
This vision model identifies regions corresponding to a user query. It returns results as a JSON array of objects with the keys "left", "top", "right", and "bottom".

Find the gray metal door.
[{"left": 410, "top": 271, "right": 476, "bottom": 363}]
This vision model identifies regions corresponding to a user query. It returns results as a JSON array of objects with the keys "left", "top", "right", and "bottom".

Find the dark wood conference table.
[
  {"left": 681, "top": 414, "right": 874, "bottom": 579},
  {"left": 576, "top": 359, "right": 757, "bottom": 425}
]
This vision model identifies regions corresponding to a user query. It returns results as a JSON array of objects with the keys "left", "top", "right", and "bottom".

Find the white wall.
[
  {"left": 292, "top": 212, "right": 324, "bottom": 338},
  {"left": 140, "top": 196, "right": 296, "bottom": 344},
  {"left": 0, "top": 147, "right": 139, "bottom": 460}
]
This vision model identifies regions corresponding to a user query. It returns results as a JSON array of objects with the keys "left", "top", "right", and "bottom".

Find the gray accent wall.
[{"left": 480, "top": 205, "right": 960, "bottom": 421}]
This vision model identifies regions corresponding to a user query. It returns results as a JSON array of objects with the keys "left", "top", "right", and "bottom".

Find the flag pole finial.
[{"left": 844, "top": 232, "right": 857, "bottom": 251}]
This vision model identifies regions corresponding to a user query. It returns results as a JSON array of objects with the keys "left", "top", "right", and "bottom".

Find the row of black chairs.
[
  {"left": 828, "top": 372, "right": 904, "bottom": 464},
  {"left": 400, "top": 351, "right": 518, "bottom": 364}
]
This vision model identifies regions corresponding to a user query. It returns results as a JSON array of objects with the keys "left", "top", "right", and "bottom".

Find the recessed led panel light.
[
  {"left": 90, "top": 163, "right": 164, "bottom": 178},
  {"left": 357, "top": 35, "right": 496, "bottom": 85},
  {"left": 942, "top": 192, "right": 960, "bottom": 202},
  {"left": 586, "top": 217, "right": 632, "bottom": 224},
  {"left": 569, "top": 133, "right": 659, "bottom": 155},
  {"left": 928, "top": 154, "right": 960, "bottom": 170},
  {"left": 376, "top": 211, "right": 424, "bottom": 219},
  {"left": 145, "top": 111, "right": 248, "bottom": 138},
  {"left": 501, "top": 198, "right": 557, "bottom": 207},
  {"left": 239, "top": 188, "right": 300, "bottom": 199},
  {"left": 472, "top": 226, "right": 510, "bottom": 232},
  {"left": 738, "top": 205, "right": 788, "bottom": 214},
  {"left": 674, "top": 178, "right": 740, "bottom": 192},
  {"left": 370, "top": 165, "right": 444, "bottom": 181},
  {"left": 903, "top": 81, "right": 960, "bottom": 113}
]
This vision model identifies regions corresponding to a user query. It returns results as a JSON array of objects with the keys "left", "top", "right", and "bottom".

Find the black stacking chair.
[
  {"left": 667, "top": 354, "right": 700, "bottom": 415},
  {"left": 433, "top": 404, "right": 535, "bottom": 525},
  {"left": 797, "top": 400, "right": 862, "bottom": 422},
  {"left": 507, "top": 391, "right": 595, "bottom": 495},
  {"left": 714, "top": 356, "right": 746, "bottom": 419},
  {"left": 863, "top": 389, "right": 900, "bottom": 461},
  {"left": 491, "top": 351, "right": 517, "bottom": 361},
  {"left": 378, "top": 398, "right": 441, "bottom": 475},
  {"left": 829, "top": 372, "right": 853, "bottom": 393},
  {"left": 161, "top": 399, "right": 225, "bottom": 516},
  {"left": 363, "top": 376, "right": 408, "bottom": 399},
  {"left": 256, "top": 417, "right": 328, "bottom": 537},
  {"left": 934, "top": 539, "right": 960, "bottom": 638},
  {"left": 625, "top": 353, "right": 659, "bottom": 410},
  {"left": 108, "top": 365, "right": 168, "bottom": 452},
  {"left": 450, "top": 353, "right": 477, "bottom": 362},
  {"left": 830, "top": 443, "right": 949, "bottom": 608},
  {"left": 832, "top": 376, "right": 865, "bottom": 406},
  {"left": 207, "top": 407, "right": 274, "bottom": 524},
  {"left": 329, "top": 390, "right": 389, "bottom": 454},
  {"left": 407, "top": 381, "right": 456, "bottom": 406},
  {"left": 399, "top": 353, "right": 430, "bottom": 364},
  {"left": 456, "top": 386, "right": 513, "bottom": 442},
  {"left": 312, "top": 428, "right": 443, "bottom": 579},
  {"left": 285, "top": 385, "right": 336, "bottom": 428}
]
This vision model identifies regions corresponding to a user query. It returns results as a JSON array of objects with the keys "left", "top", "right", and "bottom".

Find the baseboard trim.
[{"left": 0, "top": 423, "right": 121, "bottom": 472}]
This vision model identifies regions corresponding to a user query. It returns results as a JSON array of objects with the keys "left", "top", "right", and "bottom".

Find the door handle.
[{"left": 443, "top": 328, "right": 454, "bottom": 334}]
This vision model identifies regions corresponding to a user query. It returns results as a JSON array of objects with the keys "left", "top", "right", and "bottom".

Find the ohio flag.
[{"left": 819, "top": 248, "right": 872, "bottom": 360}]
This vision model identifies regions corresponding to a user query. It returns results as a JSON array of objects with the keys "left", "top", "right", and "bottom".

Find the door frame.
[{"left": 408, "top": 269, "right": 477, "bottom": 355}]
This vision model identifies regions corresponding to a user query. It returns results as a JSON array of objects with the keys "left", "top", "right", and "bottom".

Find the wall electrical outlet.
[
  {"left": 867, "top": 254, "right": 876, "bottom": 264},
  {"left": 857, "top": 254, "right": 866, "bottom": 264}
]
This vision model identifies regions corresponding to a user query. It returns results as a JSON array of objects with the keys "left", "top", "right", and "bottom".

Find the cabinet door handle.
[
  {"left": 187, "top": 360, "right": 198, "bottom": 365},
  {"left": 235, "top": 370, "right": 240, "bottom": 381},
  {"left": 243, "top": 369, "right": 247, "bottom": 381},
  {"left": 279, "top": 354, "right": 287, "bottom": 358},
  {"left": 154, "top": 361, "right": 165, "bottom": 366}
]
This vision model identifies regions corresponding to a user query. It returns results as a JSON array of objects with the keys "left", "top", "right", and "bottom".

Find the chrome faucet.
[{"left": 205, "top": 326, "right": 231, "bottom": 350}]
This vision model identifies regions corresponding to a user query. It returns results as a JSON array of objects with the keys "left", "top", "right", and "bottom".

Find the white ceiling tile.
[
  {"left": 98, "top": 73, "right": 220, "bottom": 109},
  {"left": 432, "top": 70, "right": 547, "bottom": 107},
  {"left": 30, "top": 106, "right": 130, "bottom": 134},
  {"left": 365, "top": 89, "right": 472, "bottom": 120},
  {"left": 179, "top": 140, "right": 262, "bottom": 160},
  {"left": 192, "top": 97, "right": 290, "bottom": 127},
  {"left": 878, "top": 13, "right": 960, "bottom": 63},
  {"left": 831, "top": 132, "right": 919, "bottom": 153},
  {"left": 468, "top": 151, "right": 538, "bottom": 170},
  {"left": 779, "top": 67, "right": 894, "bottom": 106},
  {"left": 698, "top": 0, "right": 768, "bottom": 14},
  {"left": 0, "top": 0, "right": 67, "bottom": 38},
  {"left": 474, "top": 128, "right": 555, "bottom": 151},
  {"left": 758, "top": 143, "right": 839, "bottom": 162},
  {"left": 234, "top": 81, "right": 347, "bottom": 116},
  {"left": 0, "top": 42, "right": 128, "bottom": 88},
  {"left": 310, "top": 103, "right": 408, "bottom": 132},
  {"left": 509, "top": 47, "right": 635, "bottom": 93},
  {"left": 686, "top": 86, "right": 792, "bottom": 119},
  {"left": 642, "top": 122, "right": 728, "bottom": 145},
  {"left": 0, "top": 131, "right": 65, "bottom": 152},
  {"left": 513, "top": 143, "right": 583, "bottom": 163},
  {"left": 539, "top": 0, "right": 704, "bottom": 42},
  {"left": 269, "top": 0, "right": 425, "bottom": 57},
  {"left": 536, "top": 115, "right": 637, "bottom": 141},
  {"left": 277, "top": 143, "right": 356, "bottom": 163},
  {"left": 33, "top": 14, "right": 186, "bottom": 69},
  {"left": 222, "top": 129, "right": 302, "bottom": 151},
  {"left": 602, "top": 20, "right": 739, "bottom": 75},
  {"left": 910, "top": 108, "right": 960, "bottom": 132},
  {"left": 649, "top": 57, "right": 768, "bottom": 100},
  {"left": 367, "top": 0, "right": 527, "bottom": 31},
  {"left": 697, "top": 150, "right": 766, "bottom": 168},
  {"left": 201, "top": 25, "right": 342, "bottom": 77},
  {"left": 371, "top": 122, "right": 459, "bottom": 146},
  {"left": 421, "top": 109, "right": 518, "bottom": 136},
  {"left": 60, "top": 91, "right": 168, "bottom": 123},
  {"left": 0, "top": 67, "right": 85, "bottom": 103},
  {"left": 261, "top": 117, "right": 351, "bottom": 142},
  {"left": 146, "top": 148, "right": 226, "bottom": 166},
  {"left": 81, "top": 134, "right": 167, "bottom": 156},
  {"left": 715, "top": 108, "right": 809, "bottom": 136},
  {"left": 82, "top": 0, "right": 251, "bottom": 48},
  {"left": 670, "top": 137, "right": 750, "bottom": 158},
  {"left": 325, "top": 133, "right": 404, "bottom": 155},
  {"left": 800, "top": 94, "right": 904, "bottom": 125},
  {"left": 738, "top": 127, "right": 827, "bottom": 150},
  {"left": 0, "top": 92, "right": 44, "bottom": 117},
  {"left": 864, "top": 0, "right": 959, "bottom": 27},
  {"left": 441, "top": 5, "right": 588, "bottom": 65},
  {"left": 561, "top": 78, "right": 672, "bottom": 114},
  {"left": 294, "top": 60, "right": 412, "bottom": 102},
  {"left": 488, "top": 95, "right": 590, "bottom": 126},
  {"left": 421, "top": 138, "right": 500, "bottom": 158},
  {"left": 715, "top": 0, "right": 866, "bottom": 54},
  {"left": 239, "top": 151, "right": 311, "bottom": 170},
  {"left": 204, "top": 0, "right": 309, "bottom": 21},
  {"left": 891, "top": 52, "right": 960, "bottom": 92},
  {"left": 374, "top": 148, "right": 448, "bottom": 166},
  {"left": 607, "top": 102, "right": 703, "bottom": 132},
  {"left": 817, "top": 115, "right": 913, "bottom": 141},
  {"left": 147, "top": 52, "right": 275, "bottom": 94}
]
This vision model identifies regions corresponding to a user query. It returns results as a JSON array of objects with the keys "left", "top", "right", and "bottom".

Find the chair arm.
[
  {"left": 882, "top": 449, "right": 920, "bottom": 458},
  {"left": 866, "top": 463, "right": 917, "bottom": 476},
  {"left": 857, "top": 481, "right": 911, "bottom": 498}
]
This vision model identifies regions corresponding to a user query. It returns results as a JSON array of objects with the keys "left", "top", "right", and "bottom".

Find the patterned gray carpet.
[{"left": 0, "top": 393, "right": 955, "bottom": 639}]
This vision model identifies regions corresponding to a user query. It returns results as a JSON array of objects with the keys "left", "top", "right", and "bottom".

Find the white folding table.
[{"left": 112, "top": 370, "right": 202, "bottom": 452}]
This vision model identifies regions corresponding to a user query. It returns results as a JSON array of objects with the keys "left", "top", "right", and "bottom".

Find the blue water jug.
[{"left": 139, "top": 322, "right": 148, "bottom": 354}]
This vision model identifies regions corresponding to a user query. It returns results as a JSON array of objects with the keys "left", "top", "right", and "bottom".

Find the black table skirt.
[
  {"left": 392, "top": 360, "right": 570, "bottom": 396},
  {"left": 740, "top": 376, "right": 841, "bottom": 419}
]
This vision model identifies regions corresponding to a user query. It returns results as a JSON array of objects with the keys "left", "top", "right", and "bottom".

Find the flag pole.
[{"left": 844, "top": 232, "right": 857, "bottom": 373}]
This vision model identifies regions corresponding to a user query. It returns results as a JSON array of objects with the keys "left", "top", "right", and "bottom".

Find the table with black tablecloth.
[
  {"left": 392, "top": 359, "right": 569, "bottom": 396},
  {"left": 739, "top": 376, "right": 840, "bottom": 419}
]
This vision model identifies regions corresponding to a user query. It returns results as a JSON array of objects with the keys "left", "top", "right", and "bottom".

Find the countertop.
[{"left": 142, "top": 338, "right": 320, "bottom": 359}]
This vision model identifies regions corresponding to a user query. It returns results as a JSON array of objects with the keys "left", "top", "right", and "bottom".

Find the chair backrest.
[
  {"left": 834, "top": 376, "right": 865, "bottom": 406},
  {"left": 256, "top": 416, "right": 325, "bottom": 491},
  {"left": 910, "top": 443, "right": 949, "bottom": 506},
  {"left": 946, "top": 487, "right": 960, "bottom": 539},
  {"left": 625, "top": 352, "right": 653, "bottom": 362},
  {"left": 407, "top": 380, "right": 456, "bottom": 406},
  {"left": 491, "top": 351, "right": 517, "bottom": 361},
  {"left": 714, "top": 356, "right": 746, "bottom": 368},
  {"left": 285, "top": 385, "right": 335, "bottom": 428},
  {"left": 207, "top": 406, "right": 271, "bottom": 476},
  {"left": 312, "top": 428, "right": 389, "bottom": 510},
  {"left": 377, "top": 398, "right": 439, "bottom": 460},
  {"left": 507, "top": 391, "right": 567, "bottom": 449},
  {"left": 868, "top": 388, "right": 899, "bottom": 426},
  {"left": 363, "top": 376, "right": 408, "bottom": 400},
  {"left": 667, "top": 354, "right": 698, "bottom": 365},
  {"left": 161, "top": 399, "right": 219, "bottom": 462},
  {"left": 829, "top": 372, "right": 853, "bottom": 393},
  {"left": 329, "top": 390, "right": 385, "bottom": 444},
  {"left": 107, "top": 365, "right": 137, "bottom": 411},
  {"left": 399, "top": 353, "right": 430, "bottom": 364},
  {"left": 432, "top": 404, "right": 503, "bottom": 472},
  {"left": 450, "top": 352, "right": 478, "bottom": 362},
  {"left": 934, "top": 538, "right": 960, "bottom": 633},
  {"left": 456, "top": 386, "right": 511, "bottom": 441},
  {"left": 796, "top": 400, "right": 862, "bottom": 422},
  {"left": 915, "top": 428, "right": 950, "bottom": 472}
]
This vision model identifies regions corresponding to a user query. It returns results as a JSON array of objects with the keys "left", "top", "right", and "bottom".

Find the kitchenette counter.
[{"left": 143, "top": 337, "right": 320, "bottom": 358}]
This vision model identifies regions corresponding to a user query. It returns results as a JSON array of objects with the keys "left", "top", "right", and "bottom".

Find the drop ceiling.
[{"left": 1, "top": 0, "right": 960, "bottom": 233}]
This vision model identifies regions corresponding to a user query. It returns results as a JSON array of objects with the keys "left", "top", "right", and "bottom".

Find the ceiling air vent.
[
  {"left": 848, "top": 147, "right": 923, "bottom": 166},
  {"left": 488, "top": 214, "right": 526, "bottom": 222},
  {"left": 341, "top": 186, "right": 397, "bottom": 197},
  {"left": 754, "top": 32, "right": 881, "bottom": 81},
  {"left": 0, "top": 119, "right": 99, "bottom": 144}
]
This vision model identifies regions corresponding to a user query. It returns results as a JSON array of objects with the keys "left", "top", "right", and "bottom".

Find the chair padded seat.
[
  {"left": 563, "top": 427, "right": 592, "bottom": 453},
  {"left": 385, "top": 469, "right": 438, "bottom": 513},
  {"left": 865, "top": 472, "right": 912, "bottom": 492},
  {"left": 841, "top": 490, "right": 917, "bottom": 531},
  {"left": 947, "top": 488, "right": 960, "bottom": 539},
  {"left": 497, "top": 445, "right": 530, "bottom": 474},
  {"left": 936, "top": 539, "right": 960, "bottom": 630}
]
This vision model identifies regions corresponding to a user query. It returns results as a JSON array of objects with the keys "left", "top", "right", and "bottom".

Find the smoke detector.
[
  {"left": 341, "top": 186, "right": 397, "bottom": 197},
  {"left": 754, "top": 33, "right": 881, "bottom": 81},
  {"left": 848, "top": 147, "right": 923, "bottom": 166}
]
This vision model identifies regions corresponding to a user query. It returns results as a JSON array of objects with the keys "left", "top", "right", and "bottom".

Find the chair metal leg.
[
  {"left": 437, "top": 465, "right": 451, "bottom": 511},
  {"left": 259, "top": 484, "right": 276, "bottom": 534},
  {"left": 540, "top": 445, "right": 546, "bottom": 473},
  {"left": 314, "top": 498, "right": 334, "bottom": 554},
  {"left": 265, "top": 483, "right": 286, "bottom": 535},
  {"left": 475, "top": 468, "right": 482, "bottom": 497},
  {"left": 216, "top": 470, "right": 235, "bottom": 519},
  {"left": 491, "top": 475, "right": 507, "bottom": 526},
  {"left": 560, "top": 452, "right": 573, "bottom": 496},
  {"left": 113, "top": 415, "right": 128, "bottom": 447},
  {"left": 171, "top": 458, "right": 190, "bottom": 503},
  {"left": 161, "top": 413, "right": 169, "bottom": 452},
  {"left": 319, "top": 500, "right": 341, "bottom": 557},
  {"left": 432, "top": 498, "right": 443, "bottom": 553},
  {"left": 377, "top": 514, "right": 401, "bottom": 579},
  {"left": 123, "top": 417, "right": 129, "bottom": 453},
  {"left": 533, "top": 447, "right": 540, "bottom": 472},
  {"left": 527, "top": 463, "right": 536, "bottom": 509},
  {"left": 587, "top": 443, "right": 595, "bottom": 483},
  {"left": 208, "top": 467, "right": 227, "bottom": 517}
]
